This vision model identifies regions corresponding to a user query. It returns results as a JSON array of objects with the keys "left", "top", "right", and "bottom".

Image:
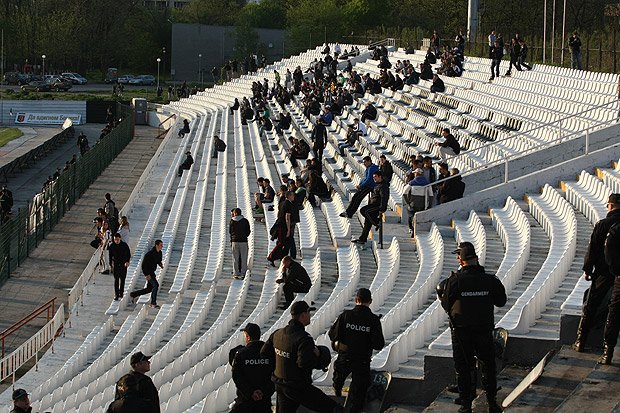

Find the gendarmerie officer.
[
  {"left": 573, "top": 193, "right": 620, "bottom": 353},
  {"left": 439, "top": 242, "right": 506, "bottom": 413},
  {"left": 261, "top": 301, "right": 342, "bottom": 413},
  {"left": 328, "top": 288, "right": 384, "bottom": 412},
  {"left": 228, "top": 323, "right": 274, "bottom": 413}
]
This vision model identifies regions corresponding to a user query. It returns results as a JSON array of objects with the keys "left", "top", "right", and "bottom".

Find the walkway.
[{"left": 0, "top": 125, "right": 162, "bottom": 355}]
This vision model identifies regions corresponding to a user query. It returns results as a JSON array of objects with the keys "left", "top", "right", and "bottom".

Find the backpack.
[{"left": 605, "top": 222, "right": 620, "bottom": 275}]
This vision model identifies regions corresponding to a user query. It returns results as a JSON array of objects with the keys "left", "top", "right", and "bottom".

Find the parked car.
[
  {"left": 117, "top": 74, "right": 135, "bottom": 84},
  {"left": 61, "top": 72, "right": 87, "bottom": 85},
  {"left": 4, "top": 72, "right": 31, "bottom": 85},
  {"left": 105, "top": 67, "right": 118, "bottom": 84},
  {"left": 21, "top": 81, "right": 51, "bottom": 92},
  {"left": 128, "top": 75, "right": 156, "bottom": 86},
  {"left": 46, "top": 77, "right": 73, "bottom": 91}
]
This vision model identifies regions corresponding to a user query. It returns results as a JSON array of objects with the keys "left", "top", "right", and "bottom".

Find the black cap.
[
  {"left": 240, "top": 323, "right": 261, "bottom": 339},
  {"left": 356, "top": 288, "right": 372, "bottom": 303},
  {"left": 290, "top": 300, "right": 316, "bottom": 316},
  {"left": 130, "top": 351, "right": 151, "bottom": 366},
  {"left": 608, "top": 194, "right": 620, "bottom": 205},
  {"left": 452, "top": 242, "right": 478, "bottom": 261},
  {"left": 12, "top": 389, "right": 28, "bottom": 401}
]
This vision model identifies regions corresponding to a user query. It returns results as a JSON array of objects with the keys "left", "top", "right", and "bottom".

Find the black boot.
[
  {"left": 598, "top": 343, "right": 614, "bottom": 365},
  {"left": 572, "top": 319, "right": 589, "bottom": 352}
]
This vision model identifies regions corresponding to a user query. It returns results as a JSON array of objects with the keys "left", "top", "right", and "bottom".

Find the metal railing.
[
  {"left": 420, "top": 98, "right": 620, "bottom": 210},
  {"left": 1, "top": 297, "right": 56, "bottom": 358},
  {"left": 0, "top": 103, "right": 134, "bottom": 287},
  {"left": 0, "top": 303, "right": 64, "bottom": 385}
]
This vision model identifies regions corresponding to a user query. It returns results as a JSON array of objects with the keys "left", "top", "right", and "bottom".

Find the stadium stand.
[{"left": 3, "top": 40, "right": 620, "bottom": 412}]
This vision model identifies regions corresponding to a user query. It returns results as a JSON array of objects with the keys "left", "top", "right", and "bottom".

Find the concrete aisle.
[{"left": 0, "top": 125, "right": 162, "bottom": 352}]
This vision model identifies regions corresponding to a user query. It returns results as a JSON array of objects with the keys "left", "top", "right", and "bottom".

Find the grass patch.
[{"left": 0, "top": 128, "right": 24, "bottom": 148}]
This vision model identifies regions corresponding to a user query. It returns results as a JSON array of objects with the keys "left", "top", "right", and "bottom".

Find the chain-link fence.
[{"left": 0, "top": 103, "right": 135, "bottom": 286}]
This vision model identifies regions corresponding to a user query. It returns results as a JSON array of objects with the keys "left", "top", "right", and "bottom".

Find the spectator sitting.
[
  {"left": 294, "top": 178, "right": 307, "bottom": 207},
  {"left": 361, "top": 103, "right": 377, "bottom": 123},
  {"left": 435, "top": 128, "right": 460, "bottom": 161},
  {"left": 229, "top": 98, "right": 240, "bottom": 115},
  {"left": 379, "top": 155, "right": 394, "bottom": 184},
  {"left": 276, "top": 256, "right": 312, "bottom": 309},
  {"left": 107, "top": 374, "right": 151, "bottom": 412},
  {"left": 177, "top": 151, "right": 194, "bottom": 177},
  {"left": 178, "top": 119, "right": 190, "bottom": 138},
  {"left": 435, "top": 162, "right": 450, "bottom": 205},
  {"left": 378, "top": 55, "right": 392, "bottom": 69},
  {"left": 403, "top": 169, "right": 433, "bottom": 236},
  {"left": 306, "top": 172, "right": 330, "bottom": 207},
  {"left": 440, "top": 168, "right": 466, "bottom": 204},
  {"left": 420, "top": 60, "right": 434, "bottom": 80},
  {"left": 391, "top": 74, "right": 404, "bottom": 91},
  {"left": 430, "top": 74, "right": 445, "bottom": 93},
  {"left": 254, "top": 178, "right": 275, "bottom": 214},
  {"left": 425, "top": 49, "right": 437, "bottom": 64},
  {"left": 339, "top": 125, "right": 358, "bottom": 156}
]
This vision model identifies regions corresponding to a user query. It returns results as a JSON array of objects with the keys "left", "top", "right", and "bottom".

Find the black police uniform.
[
  {"left": 261, "top": 319, "right": 338, "bottom": 413},
  {"left": 230, "top": 340, "right": 274, "bottom": 413},
  {"left": 576, "top": 208, "right": 620, "bottom": 347},
  {"left": 440, "top": 264, "right": 506, "bottom": 407},
  {"left": 328, "top": 305, "right": 385, "bottom": 412}
]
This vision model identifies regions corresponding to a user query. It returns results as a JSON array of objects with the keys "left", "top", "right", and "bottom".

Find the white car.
[{"left": 61, "top": 72, "right": 88, "bottom": 85}]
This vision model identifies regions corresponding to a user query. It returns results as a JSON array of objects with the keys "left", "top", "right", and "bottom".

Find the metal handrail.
[
  {"left": 420, "top": 98, "right": 620, "bottom": 207},
  {"left": 1, "top": 297, "right": 56, "bottom": 358}
]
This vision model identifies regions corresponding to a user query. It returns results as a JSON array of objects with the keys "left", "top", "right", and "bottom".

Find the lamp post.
[
  {"left": 198, "top": 53, "right": 202, "bottom": 87},
  {"left": 157, "top": 58, "right": 161, "bottom": 90},
  {"left": 41, "top": 54, "right": 46, "bottom": 77}
]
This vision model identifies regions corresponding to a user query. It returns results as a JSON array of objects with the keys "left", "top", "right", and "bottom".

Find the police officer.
[
  {"left": 573, "top": 193, "right": 620, "bottom": 353},
  {"left": 439, "top": 242, "right": 506, "bottom": 413},
  {"left": 328, "top": 288, "right": 385, "bottom": 412},
  {"left": 229, "top": 323, "right": 274, "bottom": 413},
  {"left": 261, "top": 301, "right": 343, "bottom": 413}
]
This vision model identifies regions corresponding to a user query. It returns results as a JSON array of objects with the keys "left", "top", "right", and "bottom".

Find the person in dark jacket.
[
  {"left": 311, "top": 120, "right": 328, "bottom": 163},
  {"left": 178, "top": 119, "right": 190, "bottom": 138},
  {"left": 230, "top": 98, "right": 240, "bottom": 115},
  {"left": 360, "top": 103, "right": 377, "bottom": 123},
  {"left": 229, "top": 323, "right": 275, "bottom": 413},
  {"left": 329, "top": 288, "right": 384, "bottom": 412},
  {"left": 436, "top": 128, "right": 460, "bottom": 162},
  {"left": 109, "top": 233, "right": 131, "bottom": 300},
  {"left": 107, "top": 374, "right": 152, "bottom": 413},
  {"left": 230, "top": 208, "right": 251, "bottom": 279},
  {"left": 306, "top": 172, "right": 330, "bottom": 207},
  {"left": 379, "top": 155, "right": 394, "bottom": 184},
  {"left": 440, "top": 168, "right": 466, "bottom": 204},
  {"left": 430, "top": 74, "right": 445, "bottom": 93},
  {"left": 114, "top": 352, "right": 160, "bottom": 413},
  {"left": 439, "top": 242, "right": 506, "bottom": 413},
  {"left": 489, "top": 40, "right": 503, "bottom": 80},
  {"left": 277, "top": 256, "right": 312, "bottom": 309},
  {"left": 261, "top": 301, "right": 342, "bottom": 413},
  {"left": 573, "top": 194, "right": 620, "bottom": 356},
  {"left": 275, "top": 112, "right": 292, "bottom": 135},
  {"left": 518, "top": 39, "right": 532, "bottom": 71},
  {"left": 10, "top": 389, "right": 32, "bottom": 413},
  {"left": 130, "top": 240, "right": 163, "bottom": 308},
  {"left": 178, "top": 151, "right": 194, "bottom": 177},
  {"left": 352, "top": 170, "right": 389, "bottom": 245},
  {"left": 505, "top": 38, "right": 522, "bottom": 76}
]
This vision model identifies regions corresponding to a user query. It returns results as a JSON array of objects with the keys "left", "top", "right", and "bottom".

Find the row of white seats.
[
  {"left": 169, "top": 110, "right": 221, "bottom": 292},
  {"left": 371, "top": 223, "right": 444, "bottom": 371},
  {"left": 105, "top": 113, "right": 200, "bottom": 315},
  {"left": 497, "top": 185, "right": 577, "bottom": 334},
  {"left": 202, "top": 111, "right": 230, "bottom": 283}
]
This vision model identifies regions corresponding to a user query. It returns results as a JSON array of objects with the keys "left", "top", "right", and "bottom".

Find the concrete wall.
[
  {"left": 414, "top": 125, "right": 620, "bottom": 233},
  {"left": 0, "top": 100, "right": 87, "bottom": 126},
  {"left": 170, "top": 24, "right": 285, "bottom": 82}
]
